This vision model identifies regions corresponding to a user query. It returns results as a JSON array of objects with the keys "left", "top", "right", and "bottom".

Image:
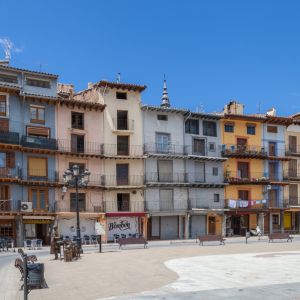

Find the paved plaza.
[{"left": 1, "top": 237, "right": 300, "bottom": 300}]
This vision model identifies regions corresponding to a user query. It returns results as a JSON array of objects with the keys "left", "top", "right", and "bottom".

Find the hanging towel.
[
  {"left": 239, "top": 200, "right": 249, "bottom": 208},
  {"left": 228, "top": 199, "right": 236, "bottom": 208}
]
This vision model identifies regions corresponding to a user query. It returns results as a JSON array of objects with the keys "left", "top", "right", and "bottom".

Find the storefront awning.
[
  {"left": 106, "top": 212, "right": 145, "bottom": 217},
  {"left": 56, "top": 212, "right": 105, "bottom": 219}
]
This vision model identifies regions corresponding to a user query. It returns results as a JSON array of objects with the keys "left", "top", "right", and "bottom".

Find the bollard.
[
  {"left": 99, "top": 235, "right": 102, "bottom": 253},
  {"left": 23, "top": 254, "right": 28, "bottom": 300}
]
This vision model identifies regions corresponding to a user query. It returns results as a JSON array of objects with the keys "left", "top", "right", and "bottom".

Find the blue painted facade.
[{"left": 0, "top": 64, "right": 58, "bottom": 246}]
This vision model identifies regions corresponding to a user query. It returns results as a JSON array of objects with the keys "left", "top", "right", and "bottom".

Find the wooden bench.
[
  {"left": 198, "top": 235, "right": 226, "bottom": 246},
  {"left": 118, "top": 237, "right": 148, "bottom": 249},
  {"left": 268, "top": 233, "right": 293, "bottom": 243},
  {"left": 18, "top": 248, "right": 37, "bottom": 263}
]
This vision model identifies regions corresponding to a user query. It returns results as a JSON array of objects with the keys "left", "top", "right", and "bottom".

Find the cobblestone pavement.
[{"left": 1, "top": 236, "right": 300, "bottom": 300}]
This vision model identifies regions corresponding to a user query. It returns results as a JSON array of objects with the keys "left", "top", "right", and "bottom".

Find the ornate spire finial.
[{"left": 161, "top": 74, "right": 170, "bottom": 108}]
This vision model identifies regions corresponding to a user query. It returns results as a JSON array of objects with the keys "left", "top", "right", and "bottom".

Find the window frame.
[
  {"left": 157, "top": 114, "right": 168, "bottom": 121},
  {"left": 71, "top": 112, "right": 84, "bottom": 130},
  {"left": 213, "top": 193, "right": 220, "bottom": 203},
  {"left": 30, "top": 105, "right": 45, "bottom": 124},
  {"left": 26, "top": 77, "right": 51, "bottom": 89},
  {"left": 267, "top": 125, "right": 278, "bottom": 133},
  {"left": 224, "top": 123, "right": 234, "bottom": 133},
  {"left": 70, "top": 193, "right": 86, "bottom": 212},
  {"left": 246, "top": 125, "right": 256, "bottom": 135},
  {"left": 203, "top": 121, "right": 217, "bottom": 137},
  {"left": 29, "top": 187, "right": 49, "bottom": 210},
  {"left": 208, "top": 142, "right": 216, "bottom": 152},
  {"left": 212, "top": 167, "right": 218, "bottom": 176},
  {"left": 0, "top": 93, "right": 9, "bottom": 117},
  {"left": 116, "top": 92, "right": 127, "bottom": 100},
  {"left": 185, "top": 119, "right": 199, "bottom": 134}
]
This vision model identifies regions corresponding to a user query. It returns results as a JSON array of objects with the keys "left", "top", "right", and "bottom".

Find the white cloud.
[{"left": 0, "top": 37, "right": 22, "bottom": 60}]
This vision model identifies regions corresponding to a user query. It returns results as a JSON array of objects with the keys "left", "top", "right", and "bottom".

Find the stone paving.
[{"left": 1, "top": 237, "right": 300, "bottom": 300}]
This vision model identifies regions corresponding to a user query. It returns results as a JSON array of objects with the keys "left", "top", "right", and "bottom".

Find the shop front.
[
  {"left": 0, "top": 217, "right": 16, "bottom": 241},
  {"left": 23, "top": 216, "right": 55, "bottom": 245},
  {"left": 106, "top": 212, "right": 146, "bottom": 242}
]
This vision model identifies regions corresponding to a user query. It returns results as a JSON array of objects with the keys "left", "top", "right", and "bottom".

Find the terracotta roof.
[
  {"left": 0, "top": 65, "right": 58, "bottom": 78},
  {"left": 95, "top": 80, "right": 146, "bottom": 92},
  {"left": 58, "top": 98, "right": 106, "bottom": 111}
]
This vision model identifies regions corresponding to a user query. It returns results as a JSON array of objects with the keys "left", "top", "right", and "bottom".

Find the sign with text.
[
  {"left": 107, "top": 217, "right": 138, "bottom": 241},
  {"left": 95, "top": 222, "right": 106, "bottom": 235}
]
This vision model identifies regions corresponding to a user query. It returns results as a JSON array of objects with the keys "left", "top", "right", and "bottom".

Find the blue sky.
[{"left": 1, "top": 0, "right": 300, "bottom": 116}]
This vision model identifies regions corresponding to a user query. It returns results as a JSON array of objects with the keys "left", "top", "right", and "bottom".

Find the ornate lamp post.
[{"left": 63, "top": 165, "right": 90, "bottom": 253}]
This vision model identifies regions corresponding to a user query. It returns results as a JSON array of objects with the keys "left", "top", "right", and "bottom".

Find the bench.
[
  {"left": 118, "top": 237, "right": 148, "bottom": 249},
  {"left": 198, "top": 235, "right": 226, "bottom": 246},
  {"left": 268, "top": 233, "right": 293, "bottom": 243},
  {"left": 18, "top": 248, "right": 37, "bottom": 263}
]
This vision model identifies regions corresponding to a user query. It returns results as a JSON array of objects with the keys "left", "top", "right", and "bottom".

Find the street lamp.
[{"left": 63, "top": 165, "right": 90, "bottom": 253}]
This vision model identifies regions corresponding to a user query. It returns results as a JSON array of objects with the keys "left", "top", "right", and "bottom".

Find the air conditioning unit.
[{"left": 21, "top": 202, "right": 33, "bottom": 212}]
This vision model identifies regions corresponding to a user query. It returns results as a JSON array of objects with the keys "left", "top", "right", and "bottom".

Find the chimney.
[
  {"left": 266, "top": 108, "right": 276, "bottom": 116},
  {"left": 57, "top": 83, "right": 74, "bottom": 97},
  {"left": 224, "top": 101, "right": 244, "bottom": 115}
]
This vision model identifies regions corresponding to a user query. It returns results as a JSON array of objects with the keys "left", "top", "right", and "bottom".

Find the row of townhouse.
[{"left": 1, "top": 63, "right": 300, "bottom": 246}]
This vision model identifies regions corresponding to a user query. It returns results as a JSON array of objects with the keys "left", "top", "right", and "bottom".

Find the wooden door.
[
  {"left": 269, "top": 142, "right": 276, "bottom": 156},
  {"left": 289, "top": 159, "right": 298, "bottom": 177},
  {"left": 268, "top": 189, "right": 277, "bottom": 207},
  {"left": 237, "top": 162, "right": 249, "bottom": 178},
  {"left": 116, "top": 164, "right": 129, "bottom": 185},
  {"left": 289, "top": 136, "right": 297, "bottom": 152},
  {"left": 268, "top": 162, "right": 276, "bottom": 180},
  {"left": 0, "top": 185, "right": 10, "bottom": 211},
  {"left": 208, "top": 216, "right": 216, "bottom": 235}
]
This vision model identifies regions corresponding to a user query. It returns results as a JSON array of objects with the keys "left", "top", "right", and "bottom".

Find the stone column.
[
  {"left": 222, "top": 214, "right": 227, "bottom": 237},
  {"left": 184, "top": 213, "right": 190, "bottom": 239},
  {"left": 178, "top": 215, "right": 183, "bottom": 239},
  {"left": 280, "top": 211, "right": 285, "bottom": 233},
  {"left": 258, "top": 213, "right": 265, "bottom": 235}
]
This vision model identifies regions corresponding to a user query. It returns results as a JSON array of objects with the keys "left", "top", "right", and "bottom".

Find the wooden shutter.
[
  {"left": 28, "top": 157, "right": 47, "bottom": 177},
  {"left": 27, "top": 126, "right": 49, "bottom": 137},
  {"left": 289, "top": 136, "right": 297, "bottom": 152},
  {"left": 289, "top": 159, "right": 297, "bottom": 177},
  {"left": 6, "top": 152, "right": 15, "bottom": 168},
  {"left": 0, "top": 119, "right": 9, "bottom": 132}
]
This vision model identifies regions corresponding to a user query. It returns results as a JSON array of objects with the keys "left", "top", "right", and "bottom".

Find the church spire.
[{"left": 161, "top": 75, "right": 170, "bottom": 108}]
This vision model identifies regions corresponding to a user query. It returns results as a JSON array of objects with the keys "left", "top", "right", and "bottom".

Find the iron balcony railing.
[
  {"left": 57, "top": 139, "right": 102, "bottom": 155},
  {"left": 55, "top": 200, "right": 103, "bottom": 213},
  {"left": 145, "top": 172, "right": 188, "bottom": 183},
  {"left": 113, "top": 118, "right": 134, "bottom": 131},
  {"left": 225, "top": 199, "right": 288, "bottom": 209},
  {"left": 0, "top": 199, "right": 20, "bottom": 212},
  {"left": 283, "top": 197, "right": 300, "bottom": 207},
  {"left": 144, "top": 200, "right": 188, "bottom": 212},
  {"left": 0, "top": 131, "right": 20, "bottom": 145},
  {"left": 104, "top": 200, "right": 144, "bottom": 213},
  {"left": 0, "top": 167, "right": 19, "bottom": 179},
  {"left": 21, "top": 135, "right": 58, "bottom": 150},
  {"left": 101, "top": 144, "right": 144, "bottom": 156},
  {"left": 221, "top": 144, "right": 268, "bottom": 156},
  {"left": 101, "top": 175, "right": 144, "bottom": 187},
  {"left": 224, "top": 171, "right": 286, "bottom": 183},
  {"left": 286, "top": 144, "right": 300, "bottom": 155},
  {"left": 144, "top": 143, "right": 185, "bottom": 155},
  {"left": 0, "top": 199, "right": 56, "bottom": 213}
]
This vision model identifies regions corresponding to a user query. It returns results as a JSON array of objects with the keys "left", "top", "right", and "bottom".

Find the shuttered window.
[
  {"left": 158, "top": 160, "right": 173, "bottom": 182},
  {"left": 0, "top": 118, "right": 9, "bottom": 132},
  {"left": 160, "top": 189, "right": 173, "bottom": 211},
  {"left": 289, "top": 136, "right": 297, "bottom": 153},
  {"left": 27, "top": 126, "right": 50, "bottom": 138},
  {"left": 28, "top": 157, "right": 47, "bottom": 177},
  {"left": 70, "top": 193, "right": 86, "bottom": 211},
  {"left": 0, "top": 95, "right": 7, "bottom": 116},
  {"left": 289, "top": 159, "right": 297, "bottom": 177}
]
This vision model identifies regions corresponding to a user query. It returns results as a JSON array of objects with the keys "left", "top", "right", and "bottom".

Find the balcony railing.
[
  {"left": 104, "top": 200, "right": 144, "bottom": 212},
  {"left": 145, "top": 172, "right": 188, "bottom": 183},
  {"left": 188, "top": 198, "right": 224, "bottom": 210},
  {"left": 0, "top": 199, "right": 55, "bottom": 213},
  {"left": 21, "top": 169, "right": 59, "bottom": 182},
  {"left": 0, "top": 131, "right": 19, "bottom": 145},
  {"left": 226, "top": 199, "right": 268, "bottom": 209},
  {"left": 101, "top": 175, "right": 144, "bottom": 187},
  {"left": 224, "top": 171, "right": 285, "bottom": 184},
  {"left": 58, "top": 139, "right": 102, "bottom": 155},
  {"left": 286, "top": 145, "right": 300, "bottom": 155},
  {"left": 221, "top": 144, "right": 267, "bottom": 157},
  {"left": 145, "top": 200, "right": 187, "bottom": 212},
  {"left": 55, "top": 200, "right": 103, "bottom": 213},
  {"left": 144, "top": 143, "right": 185, "bottom": 155},
  {"left": 283, "top": 197, "right": 300, "bottom": 207},
  {"left": 0, "top": 167, "right": 19, "bottom": 179},
  {"left": 101, "top": 144, "right": 144, "bottom": 157},
  {"left": 21, "top": 135, "right": 58, "bottom": 150},
  {"left": 113, "top": 118, "right": 134, "bottom": 131}
]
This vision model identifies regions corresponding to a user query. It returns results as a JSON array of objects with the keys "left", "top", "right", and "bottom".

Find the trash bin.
[{"left": 27, "top": 263, "right": 45, "bottom": 288}]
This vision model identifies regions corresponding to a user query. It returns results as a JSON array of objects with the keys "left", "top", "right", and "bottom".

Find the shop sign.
[
  {"left": 23, "top": 219, "right": 52, "bottom": 224},
  {"left": 95, "top": 222, "right": 106, "bottom": 235},
  {"left": 107, "top": 217, "right": 138, "bottom": 240}
]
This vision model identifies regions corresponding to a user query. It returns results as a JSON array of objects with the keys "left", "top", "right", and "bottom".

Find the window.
[
  {"left": 117, "top": 193, "right": 130, "bottom": 211},
  {"left": 288, "top": 159, "right": 297, "bottom": 178},
  {"left": 157, "top": 114, "right": 168, "bottom": 121},
  {"left": 160, "top": 189, "right": 173, "bottom": 211},
  {"left": 71, "top": 134, "right": 85, "bottom": 153},
  {"left": 116, "top": 164, "right": 129, "bottom": 185},
  {"left": 0, "top": 152, "right": 6, "bottom": 168},
  {"left": 0, "top": 73, "right": 18, "bottom": 84},
  {"left": 193, "top": 138, "right": 205, "bottom": 155},
  {"left": 117, "top": 136, "right": 129, "bottom": 155},
  {"left": 70, "top": 193, "right": 86, "bottom": 212},
  {"left": 203, "top": 121, "right": 217, "bottom": 137},
  {"left": 26, "top": 78, "right": 50, "bottom": 88},
  {"left": 269, "top": 142, "right": 276, "bottom": 156},
  {"left": 237, "top": 138, "right": 247, "bottom": 151},
  {"left": 30, "top": 105, "right": 45, "bottom": 124},
  {"left": 267, "top": 126, "right": 277, "bottom": 133},
  {"left": 27, "top": 126, "right": 49, "bottom": 138},
  {"left": 0, "top": 94, "right": 7, "bottom": 116},
  {"left": 156, "top": 133, "right": 170, "bottom": 153},
  {"left": 212, "top": 167, "right": 218, "bottom": 176},
  {"left": 158, "top": 160, "right": 173, "bottom": 182},
  {"left": 238, "top": 190, "right": 249, "bottom": 200},
  {"left": 246, "top": 125, "right": 256, "bottom": 135},
  {"left": 185, "top": 119, "right": 199, "bottom": 134},
  {"left": 209, "top": 142, "right": 216, "bottom": 152},
  {"left": 28, "top": 157, "right": 47, "bottom": 178},
  {"left": 116, "top": 92, "right": 127, "bottom": 100},
  {"left": 213, "top": 194, "right": 220, "bottom": 202},
  {"left": 289, "top": 184, "right": 298, "bottom": 205},
  {"left": 117, "top": 111, "right": 128, "bottom": 130},
  {"left": 0, "top": 223, "right": 12, "bottom": 238},
  {"left": 29, "top": 188, "right": 48, "bottom": 210},
  {"left": 71, "top": 112, "right": 84, "bottom": 129},
  {"left": 289, "top": 136, "right": 297, "bottom": 153},
  {"left": 224, "top": 123, "right": 234, "bottom": 133}
]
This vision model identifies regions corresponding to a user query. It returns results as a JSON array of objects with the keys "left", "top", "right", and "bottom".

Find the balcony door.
[
  {"left": 195, "top": 162, "right": 205, "bottom": 182},
  {"left": 117, "top": 193, "right": 130, "bottom": 211},
  {"left": 71, "top": 134, "right": 85, "bottom": 153},
  {"left": 116, "top": 164, "right": 129, "bottom": 185},
  {"left": 156, "top": 133, "right": 170, "bottom": 153},
  {"left": 288, "top": 159, "right": 297, "bottom": 178},
  {"left": 193, "top": 138, "right": 205, "bottom": 155},
  {"left": 158, "top": 160, "right": 173, "bottom": 182},
  {"left": 117, "top": 111, "right": 128, "bottom": 130},
  {"left": 237, "top": 138, "right": 247, "bottom": 152},
  {"left": 268, "top": 142, "right": 276, "bottom": 156},
  {"left": 268, "top": 162, "right": 277, "bottom": 180},
  {"left": 289, "top": 136, "right": 297, "bottom": 153},
  {"left": 289, "top": 184, "right": 298, "bottom": 205},
  {"left": 29, "top": 188, "right": 48, "bottom": 210},
  {"left": 0, "top": 185, "right": 10, "bottom": 211},
  {"left": 268, "top": 189, "right": 278, "bottom": 207},
  {"left": 117, "top": 136, "right": 129, "bottom": 155},
  {"left": 237, "top": 162, "right": 249, "bottom": 178}
]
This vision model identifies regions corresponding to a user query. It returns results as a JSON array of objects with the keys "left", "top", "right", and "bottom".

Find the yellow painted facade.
[{"left": 221, "top": 118, "right": 265, "bottom": 201}]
